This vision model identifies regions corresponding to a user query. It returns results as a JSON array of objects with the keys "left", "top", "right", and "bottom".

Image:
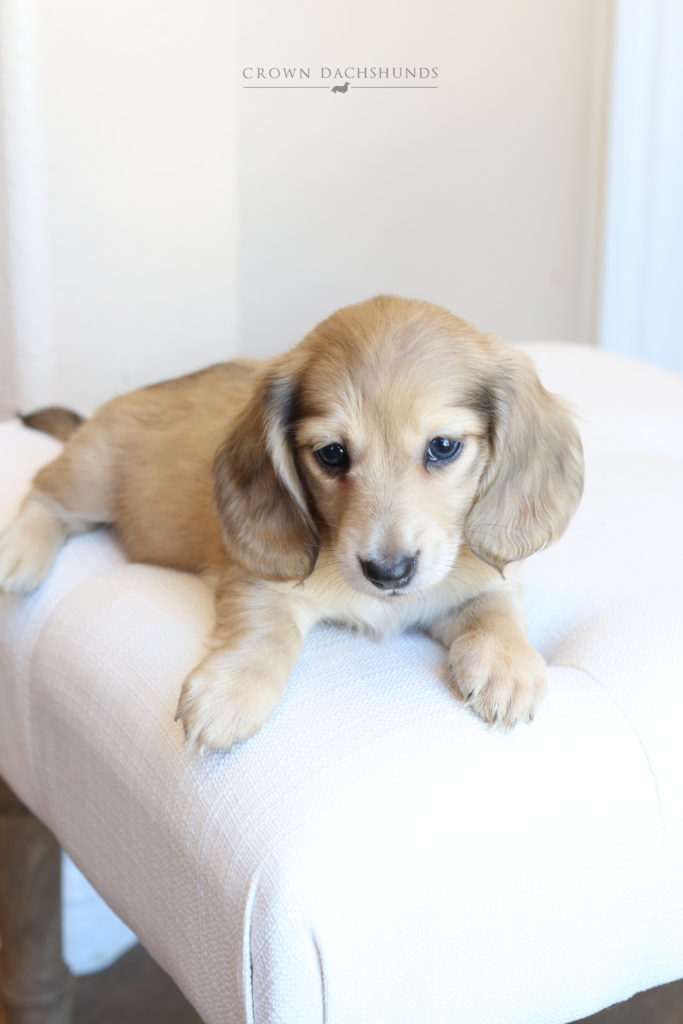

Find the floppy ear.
[
  {"left": 465, "top": 345, "right": 584, "bottom": 572},
  {"left": 212, "top": 361, "right": 319, "bottom": 581}
]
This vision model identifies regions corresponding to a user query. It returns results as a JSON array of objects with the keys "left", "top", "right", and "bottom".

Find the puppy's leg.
[
  {"left": 0, "top": 499, "right": 72, "bottom": 596},
  {"left": 0, "top": 421, "right": 116, "bottom": 595},
  {"left": 177, "top": 574, "right": 314, "bottom": 753},
  {"left": 428, "top": 585, "right": 546, "bottom": 730}
]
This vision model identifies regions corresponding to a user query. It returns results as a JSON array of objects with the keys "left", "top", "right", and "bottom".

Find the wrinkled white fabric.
[{"left": 1, "top": 343, "right": 682, "bottom": 1024}]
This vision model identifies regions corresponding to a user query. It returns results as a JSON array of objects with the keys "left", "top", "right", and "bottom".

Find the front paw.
[
  {"left": 448, "top": 629, "right": 546, "bottom": 730},
  {"left": 176, "top": 651, "right": 284, "bottom": 754}
]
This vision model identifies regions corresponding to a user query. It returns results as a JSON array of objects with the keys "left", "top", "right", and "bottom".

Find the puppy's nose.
[{"left": 360, "top": 553, "right": 417, "bottom": 591}]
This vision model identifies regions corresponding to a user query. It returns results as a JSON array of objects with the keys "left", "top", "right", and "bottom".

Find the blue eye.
[
  {"left": 315, "top": 443, "right": 349, "bottom": 472},
  {"left": 426, "top": 436, "right": 463, "bottom": 464}
]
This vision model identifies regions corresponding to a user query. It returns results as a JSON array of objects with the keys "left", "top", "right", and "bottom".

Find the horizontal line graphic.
[{"left": 242, "top": 85, "right": 438, "bottom": 89}]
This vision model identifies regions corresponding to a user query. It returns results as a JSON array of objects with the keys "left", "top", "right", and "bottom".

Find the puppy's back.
[{"left": 72, "top": 361, "right": 261, "bottom": 574}]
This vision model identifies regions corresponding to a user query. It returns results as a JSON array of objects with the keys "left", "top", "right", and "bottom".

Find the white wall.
[
  {"left": 1, "top": 0, "right": 609, "bottom": 416},
  {"left": 598, "top": 0, "right": 683, "bottom": 374},
  {"left": 235, "top": 0, "right": 609, "bottom": 359},
  {"left": 1, "top": 0, "right": 239, "bottom": 415}
]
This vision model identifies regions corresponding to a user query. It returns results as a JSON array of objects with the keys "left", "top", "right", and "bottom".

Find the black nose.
[{"left": 360, "top": 553, "right": 418, "bottom": 591}]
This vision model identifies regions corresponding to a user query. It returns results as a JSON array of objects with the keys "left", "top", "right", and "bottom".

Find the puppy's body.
[
  {"left": 0, "top": 296, "right": 583, "bottom": 750},
  {"left": 72, "top": 361, "right": 259, "bottom": 574}
]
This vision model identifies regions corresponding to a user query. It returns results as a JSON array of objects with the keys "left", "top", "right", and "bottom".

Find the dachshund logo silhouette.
[{"left": 331, "top": 81, "right": 350, "bottom": 94}]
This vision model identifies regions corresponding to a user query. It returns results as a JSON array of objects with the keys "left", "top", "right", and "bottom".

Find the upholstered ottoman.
[{"left": 1, "top": 343, "right": 682, "bottom": 1024}]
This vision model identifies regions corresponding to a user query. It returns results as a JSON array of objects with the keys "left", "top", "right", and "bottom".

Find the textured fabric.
[{"left": 0, "top": 343, "right": 682, "bottom": 1024}]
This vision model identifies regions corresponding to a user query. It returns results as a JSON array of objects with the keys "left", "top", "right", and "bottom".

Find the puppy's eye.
[
  {"left": 425, "top": 436, "right": 463, "bottom": 464},
  {"left": 314, "top": 443, "right": 350, "bottom": 473}
]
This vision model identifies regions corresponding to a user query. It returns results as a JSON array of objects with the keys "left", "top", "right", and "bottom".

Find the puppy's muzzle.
[{"left": 360, "top": 553, "right": 417, "bottom": 592}]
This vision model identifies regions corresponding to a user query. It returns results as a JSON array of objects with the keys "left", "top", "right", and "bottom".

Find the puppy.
[{"left": 0, "top": 296, "right": 583, "bottom": 751}]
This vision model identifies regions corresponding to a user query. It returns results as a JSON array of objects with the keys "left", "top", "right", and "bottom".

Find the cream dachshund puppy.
[{"left": 0, "top": 296, "right": 583, "bottom": 751}]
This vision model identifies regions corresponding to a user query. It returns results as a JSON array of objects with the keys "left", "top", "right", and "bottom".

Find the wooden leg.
[{"left": 0, "top": 778, "right": 73, "bottom": 1024}]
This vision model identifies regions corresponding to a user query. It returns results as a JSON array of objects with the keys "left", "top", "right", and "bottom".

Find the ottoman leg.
[{"left": 0, "top": 777, "right": 73, "bottom": 1024}]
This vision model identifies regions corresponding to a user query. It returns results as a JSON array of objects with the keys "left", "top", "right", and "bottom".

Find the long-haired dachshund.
[{"left": 0, "top": 296, "right": 583, "bottom": 751}]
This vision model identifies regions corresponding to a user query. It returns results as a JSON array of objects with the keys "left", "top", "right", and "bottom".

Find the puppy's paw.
[
  {"left": 0, "top": 500, "right": 65, "bottom": 596},
  {"left": 176, "top": 652, "right": 284, "bottom": 754},
  {"left": 448, "top": 629, "right": 546, "bottom": 730}
]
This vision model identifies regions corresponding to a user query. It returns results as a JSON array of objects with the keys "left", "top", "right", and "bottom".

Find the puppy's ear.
[
  {"left": 465, "top": 345, "right": 584, "bottom": 572},
  {"left": 213, "top": 360, "right": 319, "bottom": 581}
]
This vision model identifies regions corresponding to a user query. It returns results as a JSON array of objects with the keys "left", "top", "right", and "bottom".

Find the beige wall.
[
  {"left": 1, "top": 0, "right": 239, "bottom": 414},
  {"left": 236, "top": 0, "right": 610, "bottom": 358},
  {"left": 0, "top": 0, "right": 610, "bottom": 415}
]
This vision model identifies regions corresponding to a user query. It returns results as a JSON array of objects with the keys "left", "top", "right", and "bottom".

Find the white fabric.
[{"left": 0, "top": 342, "right": 682, "bottom": 1024}]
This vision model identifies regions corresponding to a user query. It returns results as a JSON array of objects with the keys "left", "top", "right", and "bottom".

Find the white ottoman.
[{"left": 1, "top": 343, "right": 682, "bottom": 1024}]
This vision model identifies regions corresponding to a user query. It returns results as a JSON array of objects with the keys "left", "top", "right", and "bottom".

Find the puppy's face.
[
  {"left": 293, "top": 325, "right": 490, "bottom": 596},
  {"left": 214, "top": 296, "right": 584, "bottom": 590}
]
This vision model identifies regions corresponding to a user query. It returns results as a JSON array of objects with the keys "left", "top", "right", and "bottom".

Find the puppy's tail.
[{"left": 18, "top": 407, "right": 85, "bottom": 442}]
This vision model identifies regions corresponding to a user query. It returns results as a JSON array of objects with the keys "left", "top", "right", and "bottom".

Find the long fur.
[{"left": 0, "top": 296, "right": 583, "bottom": 751}]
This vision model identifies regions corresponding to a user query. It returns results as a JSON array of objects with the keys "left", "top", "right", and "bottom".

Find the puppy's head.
[{"left": 214, "top": 296, "right": 584, "bottom": 591}]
